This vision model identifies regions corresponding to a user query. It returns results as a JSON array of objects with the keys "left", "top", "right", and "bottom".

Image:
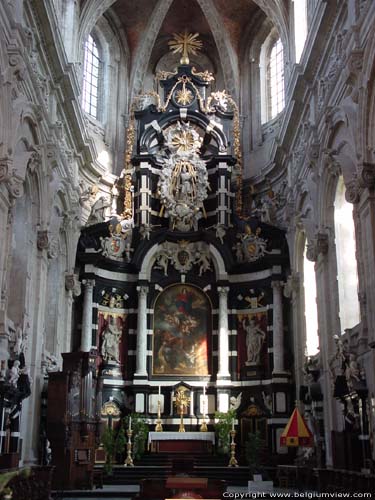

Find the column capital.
[
  {"left": 65, "top": 273, "right": 81, "bottom": 297},
  {"left": 306, "top": 231, "right": 329, "bottom": 262},
  {"left": 217, "top": 286, "right": 229, "bottom": 296},
  {"left": 137, "top": 285, "right": 149, "bottom": 296},
  {"left": 283, "top": 272, "right": 300, "bottom": 298},
  {"left": 358, "top": 162, "right": 375, "bottom": 189},
  {"left": 82, "top": 278, "right": 95, "bottom": 289},
  {"left": 271, "top": 280, "right": 284, "bottom": 290}
]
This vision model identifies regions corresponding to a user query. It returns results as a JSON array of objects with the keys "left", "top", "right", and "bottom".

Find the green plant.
[
  {"left": 214, "top": 408, "right": 236, "bottom": 454},
  {"left": 0, "top": 468, "right": 31, "bottom": 495},
  {"left": 124, "top": 413, "right": 149, "bottom": 460},
  {"left": 3, "top": 486, "right": 12, "bottom": 498},
  {"left": 101, "top": 426, "right": 116, "bottom": 475},
  {"left": 245, "top": 431, "right": 266, "bottom": 473}
]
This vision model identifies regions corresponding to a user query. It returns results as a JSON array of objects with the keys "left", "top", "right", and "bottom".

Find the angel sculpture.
[{"left": 230, "top": 392, "right": 242, "bottom": 410}]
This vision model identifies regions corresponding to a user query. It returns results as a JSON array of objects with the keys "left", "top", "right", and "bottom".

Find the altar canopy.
[{"left": 280, "top": 407, "right": 314, "bottom": 447}]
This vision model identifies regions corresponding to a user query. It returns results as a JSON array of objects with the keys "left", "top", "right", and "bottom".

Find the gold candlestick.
[
  {"left": 124, "top": 430, "right": 134, "bottom": 467},
  {"left": 179, "top": 404, "right": 185, "bottom": 432},
  {"left": 228, "top": 430, "right": 238, "bottom": 467},
  {"left": 155, "top": 400, "right": 163, "bottom": 432}
]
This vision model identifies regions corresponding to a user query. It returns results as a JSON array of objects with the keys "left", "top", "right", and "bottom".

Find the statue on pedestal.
[
  {"left": 243, "top": 318, "right": 265, "bottom": 365},
  {"left": 101, "top": 317, "right": 122, "bottom": 364}
]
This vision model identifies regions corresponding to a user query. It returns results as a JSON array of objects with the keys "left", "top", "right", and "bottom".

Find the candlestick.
[
  {"left": 228, "top": 430, "right": 238, "bottom": 467},
  {"left": 124, "top": 429, "right": 134, "bottom": 467},
  {"left": 155, "top": 399, "right": 163, "bottom": 432}
]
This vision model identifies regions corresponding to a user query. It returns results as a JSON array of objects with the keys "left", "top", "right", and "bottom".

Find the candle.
[
  {"left": 158, "top": 385, "right": 161, "bottom": 396},
  {"left": 203, "top": 384, "right": 206, "bottom": 396},
  {"left": 129, "top": 416, "right": 132, "bottom": 431},
  {"left": 232, "top": 418, "right": 235, "bottom": 431}
]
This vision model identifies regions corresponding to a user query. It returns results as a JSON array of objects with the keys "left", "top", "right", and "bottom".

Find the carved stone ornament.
[
  {"left": 65, "top": 274, "right": 81, "bottom": 297},
  {"left": 0, "top": 158, "right": 11, "bottom": 182},
  {"left": 344, "top": 179, "right": 361, "bottom": 204},
  {"left": 100, "top": 222, "right": 133, "bottom": 262},
  {"left": 7, "top": 175, "right": 24, "bottom": 199},
  {"left": 358, "top": 162, "right": 375, "bottom": 189},
  {"left": 47, "top": 235, "right": 60, "bottom": 259},
  {"left": 154, "top": 240, "right": 212, "bottom": 276},
  {"left": 37, "top": 230, "right": 49, "bottom": 250},
  {"left": 306, "top": 232, "right": 329, "bottom": 262},
  {"left": 233, "top": 225, "right": 269, "bottom": 263},
  {"left": 157, "top": 121, "right": 209, "bottom": 232}
]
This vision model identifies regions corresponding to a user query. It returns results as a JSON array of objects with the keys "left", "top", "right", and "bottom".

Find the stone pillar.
[
  {"left": 217, "top": 286, "right": 230, "bottom": 380},
  {"left": 272, "top": 280, "right": 284, "bottom": 373},
  {"left": 284, "top": 273, "right": 303, "bottom": 387},
  {"left": 80, "top": 279, "right": 95, "bottom": 352},
  {"left": 134, "top": 285, "right": 148, "bottom": 378}
]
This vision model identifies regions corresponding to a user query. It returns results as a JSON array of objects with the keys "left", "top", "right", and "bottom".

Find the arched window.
[
  {"left": 334, "top": 177, "right": 360, "bottom": 330},
  {"left": 260, "top": 33, "right": 285, "bottom": 124},
  {"left": 82, "top": 34, "right": 100, "bottom": 119},
  {"left": 267, "top": 38, "right": 285, "bottom": 120},
  {"left": 293, "top": 0, "right": 307, "bottom": 63}
]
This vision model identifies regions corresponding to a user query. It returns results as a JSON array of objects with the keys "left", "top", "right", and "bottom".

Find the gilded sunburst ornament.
[
  {"left": 168, "top": 31, "right": 203, "bottom": 65},
  {"left": 171, "top": 130, "right": 196, "bottom": 153},
  {"left": 175, "top": 87, "right": 194, "bottom": 106}
]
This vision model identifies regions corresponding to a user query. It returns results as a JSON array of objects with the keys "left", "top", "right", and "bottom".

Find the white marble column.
[
  {"left": 217, "top": 286, "right": 230, "bottom": 379},
  {"left": 135, "top": 285, "right": 148, "bottom": 378},
  {"left": 272, "top": 280, "right": 284, "bottom": 373},
  {"left": 80, "top": 279, "right": 95, "bottom": 352}
]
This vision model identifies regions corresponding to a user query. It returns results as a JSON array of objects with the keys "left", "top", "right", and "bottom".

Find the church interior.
[{"left": 1, "top": 0, "right": 375, "bottom": 498}]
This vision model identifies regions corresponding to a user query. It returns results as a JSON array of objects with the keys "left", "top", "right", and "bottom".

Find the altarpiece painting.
[{"left": 153, "top": 284, "right": 210, "bottom": 375}]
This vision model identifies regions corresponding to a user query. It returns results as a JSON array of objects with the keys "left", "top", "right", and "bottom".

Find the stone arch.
[
  {"left": 251, "top": 0, "right": 290, "bottom": 63},
  {"left": 138, "top": 240, "right": 227, "bottom": 282},
  {"left": 194, "top": 0, "right": 238, "bottom": 98}
]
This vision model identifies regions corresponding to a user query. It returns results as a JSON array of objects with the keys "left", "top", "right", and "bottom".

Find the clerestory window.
[
  {"left": 82, "top": 34, "right": 101, "bottom": 119},
  {"left": 267, "top": 38, "right": 285, "bottom": 120},
  {"left": 334, "top": 177, "right": 360, "bottom": 331}
]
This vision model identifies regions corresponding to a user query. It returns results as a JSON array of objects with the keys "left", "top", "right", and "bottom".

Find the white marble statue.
[
  {"left": 7, "top": 360, "right": 20, "bottom": 386},
  {"left": 101, "top": 317, "right": 122, "bottom": 364},
  {"left": 87, "top": 196, "right": 110, "bottom": 225},
  {"left": 243, "top": 318, "right": 266, "bottom": 365}
]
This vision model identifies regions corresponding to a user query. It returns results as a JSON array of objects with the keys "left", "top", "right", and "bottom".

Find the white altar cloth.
[{"left": 148, "top": 431, "right": 215, "bottom": 446}]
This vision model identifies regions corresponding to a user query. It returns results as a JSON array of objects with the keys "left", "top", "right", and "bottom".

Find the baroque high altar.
[{"left": 77, "top": 33, "right": 291, "bottom": 456}]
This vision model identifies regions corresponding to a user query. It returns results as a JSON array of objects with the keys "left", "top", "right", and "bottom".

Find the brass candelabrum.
[
  {"left": 155, "top": 399, "right": 163, "bottom": 432},
  {"left": 174, "top": 387, "right": 190, "bottom": 432},
  {"left": 200, "top": 396, "right": 208, "bottom": 432},
  {"left": 124, "top": 430, "right": 134, "bottom": 467},
  {"left": 228, "top": 430, "right": 239, "bottom": 467}
]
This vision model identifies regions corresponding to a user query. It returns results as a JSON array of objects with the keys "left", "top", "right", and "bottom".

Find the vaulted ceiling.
[{"left": 79, "top": 0, "right": 289, "bottom": 98}]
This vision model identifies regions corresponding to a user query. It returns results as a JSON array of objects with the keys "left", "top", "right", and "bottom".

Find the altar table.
[{"left": 148, "top": 431, "right": 215, "bottom": 453}]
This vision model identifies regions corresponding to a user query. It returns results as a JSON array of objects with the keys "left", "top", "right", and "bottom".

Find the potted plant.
[
  {"left": 214, "top": 408, "right": 236, "bottom": 455},
  {"left": 3, "top": 487, "right": 12, "bottom": 499},
  {"left": 101, "top": 426, "right": 116, "bottom": 475},
  {"left": 245, "top": 431, "right": 266, "bottom": 478},
  {"left": 124, "top": 413, "right": 149, "bottom": 460}
]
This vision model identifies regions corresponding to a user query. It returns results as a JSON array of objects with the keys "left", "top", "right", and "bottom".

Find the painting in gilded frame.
[{"left": 152, "top": 284, "right": 210, "bottom": 376}]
